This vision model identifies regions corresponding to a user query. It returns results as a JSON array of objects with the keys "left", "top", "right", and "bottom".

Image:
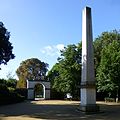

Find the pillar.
[{"left": 80, "top": 6, "right": 99, "bottom": 113}]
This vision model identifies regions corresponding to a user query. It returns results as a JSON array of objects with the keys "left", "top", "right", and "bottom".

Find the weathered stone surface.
[
  {"left": 80, "top": 104, "right": 100, "bottom": 113},
  {"left": 27, "top": 80, "right": 50, "bottom": 100},
  {"left": 80, "top": 6, "right": 99, "bottom": 112}
]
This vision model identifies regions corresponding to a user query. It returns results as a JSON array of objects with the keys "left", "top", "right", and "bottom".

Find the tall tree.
[
  {"left": 48, "top": 43, "right": 82, "bottom": 99},
  {"left": 94, "top": 30, "right": 120, "bottom": 70},
  {"left": 94, "top": 30, "right": 120, "bottom": 99},
  {"left": 96, "top": 40, "right": 120, "bottom": 97},
  {"left": 16, "top": 58, "right": 48, "bottom": 88},
  {"left": 0, "top": 22, "right": 15, "bottom": 66}
]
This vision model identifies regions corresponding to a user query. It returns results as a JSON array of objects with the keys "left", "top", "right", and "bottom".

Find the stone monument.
[
  {"left": 80, "top": 6, "right": 99, "bottom": 112},
  {"left": 27, "top": 80, "right": 50, "bottom": 100}
]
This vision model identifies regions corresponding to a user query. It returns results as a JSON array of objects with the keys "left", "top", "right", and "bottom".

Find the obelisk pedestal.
[{"left": 80, "top": 7, "right": 99, "bottom": 113}]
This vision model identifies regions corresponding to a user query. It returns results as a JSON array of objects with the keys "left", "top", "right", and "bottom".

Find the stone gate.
[{"left": 27, "top": 80, "right": 50, "bottom": 100}]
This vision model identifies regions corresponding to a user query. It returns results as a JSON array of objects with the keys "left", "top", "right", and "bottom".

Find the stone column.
[{"left": 80, "top": 6, "right": 99, "bottom": 112}]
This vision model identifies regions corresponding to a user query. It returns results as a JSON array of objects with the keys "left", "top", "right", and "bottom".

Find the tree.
[
  {"left": 16, "top": 58, "right": 48, "bottom": 88},
  {"left": 7, "top": 79, "right": 17, "bottom": 89},
  {"left": 16, "top": 76, "right": 26, "bottom": 88},
  {"left": 94, "top": 30, "right": 120, "bottom": 71},
  {"left": 0, "top": 77, "right": 17, "bottom": 89},
  {"left": 0, "top": 22, "right": 15, "bottom": 66},
  {"left": 5, "top": 72, "right": 17, "bottom": 88},
  {"left": 48, "top": 43, "right": 82, "bottom": 99},
  {"left": 96, "top": 40, "right": 120, "bottom": 98},
  {"left": 94, "top": 30, "right": 120, "bottom": 99}
]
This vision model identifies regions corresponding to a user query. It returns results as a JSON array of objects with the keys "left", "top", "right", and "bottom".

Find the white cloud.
[
  {"left": 40, "top": 44, "right": 65, "bottom": 56},
  {"left": 55, "top": 44, "right": 64, "bottom": 51}
]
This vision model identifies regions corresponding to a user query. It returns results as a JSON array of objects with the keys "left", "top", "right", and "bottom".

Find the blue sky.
[{"left": 0, "top": 0, "right": 120, "bottom": 79}]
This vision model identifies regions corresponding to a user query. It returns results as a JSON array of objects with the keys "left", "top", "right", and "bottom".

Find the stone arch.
[{"left": 27, "top": 80, "right": 50, "bottom": 100}]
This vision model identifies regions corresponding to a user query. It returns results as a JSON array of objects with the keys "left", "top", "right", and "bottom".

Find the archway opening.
[{"left": 34, "top": 83, "right": 45, "bottom": 100}]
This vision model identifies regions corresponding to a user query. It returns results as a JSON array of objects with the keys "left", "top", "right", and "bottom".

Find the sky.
[{"left": 0, "top": 0, "right": 120, "bottom": 79}]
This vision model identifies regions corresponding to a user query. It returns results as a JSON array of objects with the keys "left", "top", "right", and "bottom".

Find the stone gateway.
[{"left": 27, "top": 80, "right": 50, "bottom": 100}]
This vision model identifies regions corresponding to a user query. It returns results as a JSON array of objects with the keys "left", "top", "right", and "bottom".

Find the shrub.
[
  {"left": 104, "top": 97, "right": 115, "bottom": 102},
  {"left": 0, "top": 85, "right": 25, "bottom": 105},
  {"left": 0, "top": 84, "right": 9, "bottom": 95},
  {"left": 15, "top": 88, "right": 27, "bottom": 99},
  {"left": 50, "top": 89, "right": 64, "bottom": 100}
]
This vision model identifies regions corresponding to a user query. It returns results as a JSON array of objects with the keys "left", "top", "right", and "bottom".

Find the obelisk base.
[
  {"left": 80, "top": 82, "right": 100, "bottom": 113},
  {"left": 80, "top": 104, "right": 99, "bottom": 113}
]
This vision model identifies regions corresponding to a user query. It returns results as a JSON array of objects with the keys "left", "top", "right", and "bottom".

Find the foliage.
[
  {"left": 16, "top": 58, "right": 49, "bottom": 88},
  {"left": 15, "top": 88, "right": 27, "bottom": 99},
  {"left": 0, "top": 80, "right": 25, "bottom": 105},
  {"left": 96, "top": 40, "right": 120, "bottom": 97},
  {"left": 0, "top": 83, "right": 9, "bottom": 94},
  {"left": 34, "top": 83, "right": 44, "bottom": 98},
  {"left": 0, "top": 90, "right": 25, "bottom": 105},
  {"left": 16, "top": 76, "right": 26, "bottom": 88},
  {"left": 48, "top": 30, "right": 120, "bottom": 100},
  {"left": 104, "top": 97, "right": 115, "bottom": 102},
  {"left": 0, "top": 78, "right": 17, "bottom": 88},
  {"left": 48, "top": 43, "right": 82, "bottom": 99},
  {"left": 94, "top": 30, "right": 120, "bottom": 70},
  {"left": 50, "top": 89, "right": 64, "bottom": 100},
  {"left": 7, "top": 79, "right": 17, "bottom": 88},
  {"left": 0, "top": 79, "right": 7, "bottom": 85},
  {"left": 0, "top": 22, "right": 15, "bottom": 66},
  {"left": 34, "top": 83, "right": 43, "bottom": 94}
]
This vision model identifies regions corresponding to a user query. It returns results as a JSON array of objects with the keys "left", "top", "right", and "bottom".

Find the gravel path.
[{"left": 0, "top": 100, "right": 120, "bottom": 120}]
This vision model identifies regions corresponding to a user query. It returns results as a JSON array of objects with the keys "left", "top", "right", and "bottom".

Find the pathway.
[{"left": 0, "top": 100, "right": 120, "bottom": 120}]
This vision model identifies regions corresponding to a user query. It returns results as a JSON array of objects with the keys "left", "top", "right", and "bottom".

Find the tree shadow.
[{"left": 0, "top": 101, "right": 120, "bottom": 120}]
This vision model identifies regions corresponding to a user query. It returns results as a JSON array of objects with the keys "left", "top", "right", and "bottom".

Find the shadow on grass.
[{"left": 0, "top": 101, "right": 120, "bottom": 120}]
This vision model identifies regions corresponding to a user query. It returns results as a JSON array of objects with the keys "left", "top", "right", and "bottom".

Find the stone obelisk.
[{"left": 80, "top": 6, "right": 99, "bottom": 112}]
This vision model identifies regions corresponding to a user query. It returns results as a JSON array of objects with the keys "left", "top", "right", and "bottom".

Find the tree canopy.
[
  {"left": 96, "top": 40, "right": 120, "bottom": 97},
  {"left": 16, "top": 58, "right": 49, "bottom": 88},
  {"left": 48, "top": 43, "right": 82, "bottom": 99},
  {"left": 94, "top": 30, "right": 120, "bottom": 70},
  {"left": 48, "top": 30, "right": 120, "bottom": 100},
  {"left": 94, "top": 30, "right": 120, "bottom": 97},
  {"left": 0, "top": 22, "right": 15, "bottom": 66}
]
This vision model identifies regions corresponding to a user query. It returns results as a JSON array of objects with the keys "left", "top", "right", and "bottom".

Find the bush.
[
  {"left": 0, "top": 84, "right": 9, "bottom": 95},
  {"left": 96, "top": 92, "right": 108, "bottom": 101},
  {"left": 0, "top": 85, "right": 25, "bottom": 105},
  {"left": 104, "top": 97, "right": 115, "bottom": 102},
  {"left": 0, "top": 91, "right": 25, "bottom": 105},
  {"left": 15, "top": 88, "right": 27, "bottom": 99},
  {"left": 50, "top": 89, "right": 64, "bottom": 100},
  {"left": 9, "top": 91, "right": 25, "bottom": 103}
]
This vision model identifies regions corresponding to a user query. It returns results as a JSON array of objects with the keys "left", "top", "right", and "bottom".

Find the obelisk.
[{"left": 80, "top": 7, "right": 99, "bottom": 112}]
